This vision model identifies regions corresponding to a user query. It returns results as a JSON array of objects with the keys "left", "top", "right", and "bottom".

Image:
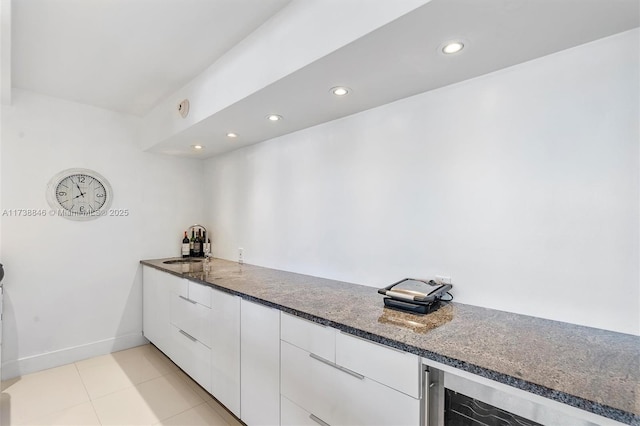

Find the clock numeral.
[
  {"left": 78, "top": 176, "right": 86, "bottom": 183},
  {"left": 58, "top": 191, "right": 66, "bottom": 196},
  {"left": 79, "top": 205, "right": 85, "bottom": 213},
  {"left": 96, "top": 193, "right": 104, "bottom": 198}
]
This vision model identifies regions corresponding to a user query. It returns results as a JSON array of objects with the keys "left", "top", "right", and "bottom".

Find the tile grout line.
[
  {"left": 74, "top": 346, "right": 176, "bottom": 403},
  {"left": 73, "top": 361, "right": 103, "bottom": 425}
]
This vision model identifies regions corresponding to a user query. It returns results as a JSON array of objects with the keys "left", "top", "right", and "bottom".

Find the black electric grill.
[{"left": 378, "top": 278, "right": 452, "bottom": 314}]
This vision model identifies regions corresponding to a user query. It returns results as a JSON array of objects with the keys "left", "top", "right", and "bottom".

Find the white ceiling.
[
  {"left": 150, "top": 0, "right": 640, "bottom": 158},
  {"left": 11, "top": 0, "right": 292, "bottom": 116},
  {"left": 10, "top": 0, "right": 640, "bottom": 158}
]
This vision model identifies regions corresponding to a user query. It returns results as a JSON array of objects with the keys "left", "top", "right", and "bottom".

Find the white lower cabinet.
[
  {"left": 169, "top": 279, "right": 213, "bottom": 392},
  {"left": 281, "top": 340, "right": 420, "bottom": 426},
  {"left": 281, "top": 395, "right": 321, "bottom": 426},
  {"left": 169, "top": 323, "right": 212, "bottom": 390},
  {"left": 170, "top": 282, "right": 212, "bottom": 348},
  {"left": 143, "top": 267, "right": 213, "bottom": 392},
  {"left": 211, "top": 288, "right": 241, "bottom": 417},
  {"left": 240, "top": 299, "right": 281, "bottom": 426},
  {"left": 143, "top": 270, "right": 422, "bottom": 426},
  {"left": 331, "top": 359, "right": 420, "bottom": 426},
  {"left": 142, "top": 266, "right": 180, "bottom": 357},
  {"left": 336, "top": 331, "right": 421, "bottom": 399},
  {"left": 281, "top": 313, "right": 422, "bottom": 426}
]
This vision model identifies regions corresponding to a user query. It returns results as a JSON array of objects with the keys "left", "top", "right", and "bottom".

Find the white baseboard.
[{"left": 1, "top": 333, "right": 149, "bottom": 380}]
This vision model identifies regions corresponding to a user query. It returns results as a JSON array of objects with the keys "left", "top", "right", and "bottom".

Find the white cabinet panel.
[
  {"left": 143, "top": 266, "right": 181, "bottom": 357},
  {"left": 188, "top": 281, "right": 211, "bottom": 308},
  {"left": 144, "top": 267, "right": 213, "bottom": 393},
  {"left": 281, "top": 341, "right": 340, "bottom": 424},
  {"left": 142, "top": 266, "right": 166, "bottom": 347},
  {"left": 168, "top": 283, "right": 212, "bottom": 392},
  {"left": 281, "top": 313, "right": 335, "bottom": 361},
  {"left": 281, "top": 396, "right": 324, "bottom": 426},
  {"left": 240, "top": 299, "right": 280, "bottom": 426},
  {"left": 211, "top": 289, "right": 241, "bottom": 417},
  {"left": 282, "top": 340, "right": 420, "bottom": 426},
  {"left": 170, "top": 292, "right": 212, "bottom": 348},
  {"left": 331, "top": 361, "right": 421, "bottom": 426},
  {"left": 170, "top": 324, "right": 212, "bottom": 391},
  {"left": 336, "top": 331, "right": 421, "bottom": 398}
]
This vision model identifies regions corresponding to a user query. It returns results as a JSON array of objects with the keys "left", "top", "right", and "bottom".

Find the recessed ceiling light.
[
  {"left": 266, "top": 114, "right": 283, "bottom": 121},
  {"left": 331, "top": 86, "right": 350, "bottom": 96},
  {"left": 191, "top": 144, "right": 204, "bottom": 150},
  {"left": 227, "top": 132, "right": 238, "bottom": 138},
  {"left": 441, "top": 41, "right": 465, "bottom": 54}
]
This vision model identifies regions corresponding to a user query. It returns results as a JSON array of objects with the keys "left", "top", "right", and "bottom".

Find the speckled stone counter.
[{"left": 141, "top": 257, "right": 640, "bottom": 425}]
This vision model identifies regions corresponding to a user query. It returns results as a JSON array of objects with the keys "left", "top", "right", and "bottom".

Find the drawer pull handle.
[
  {"left": 309, "top": 414, "right": 331, "bottom": 426},
  {"left": 179, "top": 329, "right": 197, "bottom": 342},
  {"left": 309, "top": 353, "right": 364, "bottom": 380},
  {"left": 179, "top": 295, "right": 197, "bottom": 304}
]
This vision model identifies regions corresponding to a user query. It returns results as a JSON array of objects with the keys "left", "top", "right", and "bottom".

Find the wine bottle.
[
  {"left": 190, "top": 230, "right": 195, "bottom": 257},
  {"left": 181, "top": 231, "right": 190, "bottom": 258},
  {"left": 203, "top": 230, "right": 211, "bottom": 257},
  {"left": 194, "top": 229, "right": 202, "bottom": 257}
]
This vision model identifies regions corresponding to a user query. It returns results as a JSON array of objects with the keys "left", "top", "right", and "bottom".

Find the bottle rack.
[{"left": 186, "top": 224, "right": 211, "bottom": 258}]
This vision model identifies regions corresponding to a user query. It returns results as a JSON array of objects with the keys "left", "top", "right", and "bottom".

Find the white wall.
[
  {"left": 204, "top": 29, "right": 639, "bottom": 336},
  {"left": 0, "top": 89, "right": 205, "bottom": 378}
]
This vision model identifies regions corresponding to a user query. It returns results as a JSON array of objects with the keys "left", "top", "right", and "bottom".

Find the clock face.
[
  {"left": 55, "top": 173, "right": 107, "bottom": 215},
  {"left": 46, "top": 168, "right": 113, "bottom": 220}
]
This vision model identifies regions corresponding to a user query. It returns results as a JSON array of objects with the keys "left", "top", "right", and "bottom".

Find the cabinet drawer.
[
  {"left": 175, "top": 279, "right": 211, "bottom": 308},
  {"left": 332, "top": 364, "right": 421, "bottom": 426},
  {"left": 174, "top": 277, "right": 189, "bottom": 298},
  {"left": 336, "top": 332, "right": 421, "bottom": 398},
  {"left": 170, "top": 293, "right": 212, "bottom": 348},
  {"left": 281, "top": 340, "right": 342, "bottom": 424},
  {"left": 281, "top": 313, "right": 335, "bottom": 361},
  {"left": 282, "top": 395, "right": 327, "bottom": 426},
  {"left": 282, "top": 340, "right": 421, "bottom": 426},
  {"left": 170, "top": 324, "right": 212, "bottom": 392},
  {"left": 188, "top": 281, "right": 211, "bottom": 307}
]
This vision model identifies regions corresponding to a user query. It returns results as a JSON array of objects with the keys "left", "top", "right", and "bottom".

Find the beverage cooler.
[{"left": 424, "top": 366, "right": 601, "bottom": 426}]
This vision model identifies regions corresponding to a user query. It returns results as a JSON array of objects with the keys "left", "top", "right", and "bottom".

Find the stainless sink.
[{"left": 163, "top": 259, "right": 203, "bottom": 264}]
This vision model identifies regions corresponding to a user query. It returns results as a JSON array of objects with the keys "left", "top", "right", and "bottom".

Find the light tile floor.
[{"left": 0, "top": 344, "right": 244, "bottom": 426}]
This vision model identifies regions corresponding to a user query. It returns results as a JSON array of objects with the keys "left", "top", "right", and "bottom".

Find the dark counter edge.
[{"left": 140, "top": 260, "right": 638, "bottom": 425}]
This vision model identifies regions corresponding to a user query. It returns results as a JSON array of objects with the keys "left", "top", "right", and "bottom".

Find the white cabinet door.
[
  {"left": 331, "top": 362, "right": 421, "bottom": 426},
  {"left": 282, "top": 338, "right": 421, "bottom": 426},
  {"left": 240, "top": 299, "right": 280, "bottom": 426},
  {"left": 211, "top": 289, "right": 241, "bottom": 417},
  {"left": 281, "top": 313, "right": 335, "bottom": 361},
  {"left": 281, "top": 396, "right": 324, "bottom": 426},
  {"left": 336, "top": 331, "right": 421, "bottom": 398},
  {"left": 167, "top": 278, "right": 212, "bottom": 393},
  {"left": 170, "top": 289, "right": 212, "bottom": 348},
  {"left": 281, "top": 341, "right": 340, "bottom": 424},
  {"left": 142, "top": 266, "right": 179, "bottom": 356},
  {"left": 170, "top": 324, "right": 212, "bottom": 391}
]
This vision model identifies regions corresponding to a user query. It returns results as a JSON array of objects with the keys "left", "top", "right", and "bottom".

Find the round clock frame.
[{"left": 46, "top": 168, "right": 113, "bottom": 221}]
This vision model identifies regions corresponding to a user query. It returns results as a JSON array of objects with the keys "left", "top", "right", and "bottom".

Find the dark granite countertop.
[{"left": 141, "top": 257, "right": 640, "bottom": 425}]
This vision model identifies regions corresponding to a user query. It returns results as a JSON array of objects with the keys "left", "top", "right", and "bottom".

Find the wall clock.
[{"left": 46, "top": 168, "right": 113, "bottom": 220}]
